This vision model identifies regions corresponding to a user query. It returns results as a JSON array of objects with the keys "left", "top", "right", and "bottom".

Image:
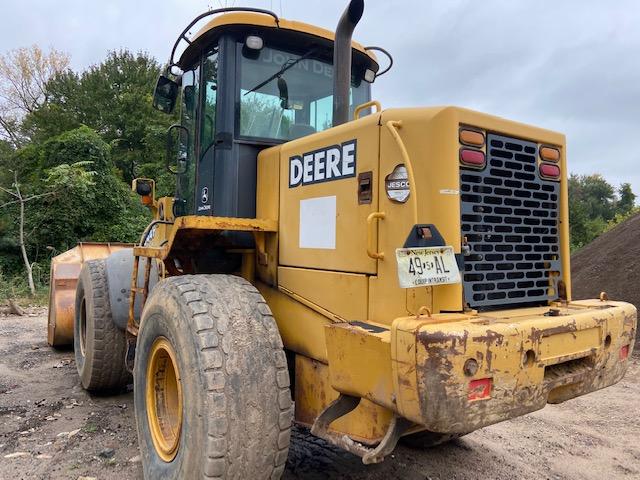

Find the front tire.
[
  {"left": 134, "top": 274, "right": 293, "bottom": 479},
  {"left": 74, "top": 259, "right": 131, "bottom": 391}
]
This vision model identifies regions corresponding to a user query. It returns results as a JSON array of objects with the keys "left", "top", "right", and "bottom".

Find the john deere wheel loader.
[{"left": 47, "top": 2, "right": 637, "bottom": 478}]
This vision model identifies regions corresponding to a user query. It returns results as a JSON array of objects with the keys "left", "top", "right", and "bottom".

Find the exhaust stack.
[{"left": 332, "top": 0, "right": 364, "bottom": 126}]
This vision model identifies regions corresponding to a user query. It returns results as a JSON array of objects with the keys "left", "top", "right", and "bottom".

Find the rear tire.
[
  {"left": 400, "top": 430, "right": 464, "bottom": 448},
  {"left": 74, "top": 259, "right": 131, "bottom": 391},
  {"left": 134, "top": 274, "right": 293, "bottom": 480}
]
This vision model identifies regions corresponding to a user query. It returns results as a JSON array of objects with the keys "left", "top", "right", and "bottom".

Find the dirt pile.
[
  {"left": 571, "top": 212, "right": 640, "bottom": 347},
  {"left": 571, "top": 212, "right": 640, "bottom": 306}
]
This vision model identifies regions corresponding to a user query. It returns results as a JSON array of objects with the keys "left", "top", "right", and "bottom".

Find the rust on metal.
[{"left": 47, "top": 242, "right": 132, "bottom": 347}]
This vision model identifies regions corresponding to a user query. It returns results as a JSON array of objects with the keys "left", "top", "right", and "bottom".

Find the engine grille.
[{"left": 460, "top": 134, "right": 562, "bottom": 310}]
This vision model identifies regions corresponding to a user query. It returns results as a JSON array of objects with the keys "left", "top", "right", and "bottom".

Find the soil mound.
[
  {"left": 571, "top": 212, "right": 640, "bottom": 351},
  {"left": 571, "top": 212, "right": 640, "bottom": 308}
]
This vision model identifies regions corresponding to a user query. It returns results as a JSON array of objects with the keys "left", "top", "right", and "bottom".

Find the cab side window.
[{"left": 200, "top": 49, "right": 218, "bottom": 157}]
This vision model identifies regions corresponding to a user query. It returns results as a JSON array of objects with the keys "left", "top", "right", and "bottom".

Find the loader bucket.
[{"left": 47, "top": 242, "right": 133, "bottom": 347}]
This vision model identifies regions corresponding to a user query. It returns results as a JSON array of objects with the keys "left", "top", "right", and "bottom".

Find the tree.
[
  {"left": 617, "top": 183, "right": 636, "bottom": 215},
  {"left": 568, "top": 174, "right": 637, "bottom": 250},
  {"left": 26, "top": 126, "right": 150, "bottom": 250},
  {"left": 0, "top": 162, "right": 94, "bottom": 294},
  {"left": 0, "top": 45, "right": 69, "bottom": 148},
  {"left": 25, "top": 50, "right": 173, "bottom": 191}
]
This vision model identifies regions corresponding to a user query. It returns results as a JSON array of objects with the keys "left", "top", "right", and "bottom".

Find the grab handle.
[
  {"left": 366, "top": 212, "right": 386, "bottom": 259},
  {"left": 354, "top": 100, "right": 382, "bottom": 120}
]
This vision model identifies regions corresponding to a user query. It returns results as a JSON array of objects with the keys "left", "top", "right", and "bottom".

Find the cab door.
[{"left": 195, "top": 48, "right": 218, "bottom": 215}]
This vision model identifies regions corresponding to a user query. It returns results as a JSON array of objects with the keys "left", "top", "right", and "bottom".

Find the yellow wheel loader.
[{"left": 47, "top": 2, "right": 637, "bottom": 478}]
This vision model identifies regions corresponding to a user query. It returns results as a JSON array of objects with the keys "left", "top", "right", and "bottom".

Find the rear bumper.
[{"left": 325, "top": 300, "right": 636, "bottom": 434}]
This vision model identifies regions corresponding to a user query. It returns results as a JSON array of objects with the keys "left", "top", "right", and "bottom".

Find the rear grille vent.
[{"left": 460, "top": 134, "right": 562, "bottom": 310}]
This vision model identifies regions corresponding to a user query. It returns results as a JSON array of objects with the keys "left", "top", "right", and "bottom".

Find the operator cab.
[{"left": 153, "top": 9, "right": 380, "bottom": 219}]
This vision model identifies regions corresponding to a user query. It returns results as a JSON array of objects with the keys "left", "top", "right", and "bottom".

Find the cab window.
[
  {"left": 200, "top": 49, "right": 218, "bottom": 157},
  {"left": 175, "top": 65, "right": 200, "bottom": 215},
  {"left": 238, "top": 44, "right": 370, "bottom": 141}
]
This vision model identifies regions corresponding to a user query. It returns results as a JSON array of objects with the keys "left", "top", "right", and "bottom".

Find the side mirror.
[
  {"left": 277, "top": 76, "right": 290, "bottom": 110},
  {"left": 132, "top": 178, "right": 156, "bottom": 206},
  {"left": 153, "top": 75, "right": 179, "bottom": 114}
]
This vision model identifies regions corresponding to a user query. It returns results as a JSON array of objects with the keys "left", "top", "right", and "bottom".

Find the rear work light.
[
  {"left": 539, "top": 162, "right": 560, "bottom": 180},
  {"left": 540, "top": 146, "right": 560, "bottom": 162},
  {"left": 460, "top": 148, "right": 485, "bottom": 168}
]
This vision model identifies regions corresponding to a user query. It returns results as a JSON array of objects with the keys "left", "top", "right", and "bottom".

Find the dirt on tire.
[
  {"left": 74, "top": 259, "right": 131, "bottom": 391},
  {"left": 134, "top": 275, "right": 292, "bottom": 479},
  {"left": 2, "top": 310, "right": 640, "bottom": 479}
]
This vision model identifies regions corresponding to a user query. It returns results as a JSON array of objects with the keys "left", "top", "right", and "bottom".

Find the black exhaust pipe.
[{"left": 333, "top": 0, "right": 364, "bottom": 126}]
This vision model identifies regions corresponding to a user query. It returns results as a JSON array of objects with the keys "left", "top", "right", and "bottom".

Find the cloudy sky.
[{"left": 3, "top": 0, "right": 639, "bottom": 195}]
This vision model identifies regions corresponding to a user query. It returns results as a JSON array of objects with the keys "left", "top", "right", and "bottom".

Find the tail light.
[
  {"left": 540, "top": 146, "right": 560, "bottom": 162},
  {"left": 468, "top": 378, "right": 492, "bottom": 401},
  {"left": 540, "top": 162, "right": 560, "bottom": 180},
  {"left": 460, "top": 148, "right": 485, "bottom": 168},
  {"left": 620, "top": 344, "right": 630, "bottom": 360},
  {"left": 459, "top": 128, "right": 485, "bottom": 147}
]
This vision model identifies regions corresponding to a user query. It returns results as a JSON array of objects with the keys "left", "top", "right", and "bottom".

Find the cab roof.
[{"left": 177, "top": 11, "right": 378, "bottom": 70}]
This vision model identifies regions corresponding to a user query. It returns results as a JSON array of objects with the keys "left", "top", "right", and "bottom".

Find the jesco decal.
[{"left": 289, "top": 139, "right": 356, "bottom": 188}]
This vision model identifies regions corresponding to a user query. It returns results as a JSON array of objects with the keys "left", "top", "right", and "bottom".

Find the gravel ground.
[{"left": 1, "top": 311, "right": 639, "bottom": 480}]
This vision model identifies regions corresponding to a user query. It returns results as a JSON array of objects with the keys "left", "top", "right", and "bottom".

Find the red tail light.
[
  {"left": 540, "top": 162, "right": 560, "bottom": 180},
  {"left": 468, "top": 378, "right": 492, "bottom": 401},
  {"left": 620, "top": 344, "right": 630, "bottom": 360},
  {"left": 460, "top": 148, "right": 485, "bottom": 168}
]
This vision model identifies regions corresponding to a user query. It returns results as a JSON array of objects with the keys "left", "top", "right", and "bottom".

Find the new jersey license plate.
[{"left": 395, "top": 246, "right": 461, "bottom": 288}]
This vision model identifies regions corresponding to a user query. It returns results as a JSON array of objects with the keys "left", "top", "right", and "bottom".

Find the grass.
[{"left": 0, "top": 270, "right": 49, "bottom": 307}]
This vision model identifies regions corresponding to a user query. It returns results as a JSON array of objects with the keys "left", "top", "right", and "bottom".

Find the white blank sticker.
[{"left": 299, "top": 196, "right": 336, "bottom": 249}]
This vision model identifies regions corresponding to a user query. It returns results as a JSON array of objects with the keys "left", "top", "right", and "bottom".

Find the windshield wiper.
[{"left": 244, "top": 48, "right": 317, "bottom": 96}]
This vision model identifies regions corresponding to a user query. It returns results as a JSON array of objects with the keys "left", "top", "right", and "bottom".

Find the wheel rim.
[
  {"left": 146, "top": 336, "right": 183, "bottom": 462},
  {"left": 79, "top": 298, "right": 87, "bottom": 357}
]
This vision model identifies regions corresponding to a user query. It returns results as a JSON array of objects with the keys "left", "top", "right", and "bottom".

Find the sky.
[{"left": 3, "top": 0, "right": 640, "bottom": 195}]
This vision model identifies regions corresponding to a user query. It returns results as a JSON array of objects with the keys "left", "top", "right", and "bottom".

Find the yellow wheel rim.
[{"left": 146, "top": 337, "right": 183, "bottom": 462}]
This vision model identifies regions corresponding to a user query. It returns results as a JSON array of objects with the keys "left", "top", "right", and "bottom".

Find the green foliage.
[
  {"left": 27, "top": 126, "right": 150, "bottom": 251},
  {"left": 0, "top": 267, "right": 49, "bottom": 305},
  {"left": 0, "top": 125, "right": 150, "bottom": 279},
  {"left": 605, "top": 206, "right": 640, "bottom": 233},
  {"left": 0, "top": 48, "right": 170, "bottom": 297},
  {"left": 569, "top": 174, "right": 637, "bottom": 251},
  {"left": 617, "top": 183, "right": 636, "bottom": 215},
  {"left": 24, "top": 50, "right": 173, "bottom": 185}
]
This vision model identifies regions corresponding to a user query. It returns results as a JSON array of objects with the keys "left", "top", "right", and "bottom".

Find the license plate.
[{"left": 395, "top": 246, "right": 461, "bottom": 288}]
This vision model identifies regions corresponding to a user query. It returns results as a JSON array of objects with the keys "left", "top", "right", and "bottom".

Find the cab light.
[
  {"left": 460, "top": 148, "right": 485, "bottom": 167},
  {"left": 245, "top": 35, "right": 264, "bottom": 50},
  {"left": 620, "top": 344, "right": 630, "bottom": 360},
  {"left": 540, "top": 146, "right": 560, "bottom": 162},
  {"left": 468, "top": 378, "right": 492, "bottom": 401},
  {"left": 540, "top": 162, "right": 560, "bottom": 180},
  {"left": 364, "top": 68, "right": 376, "bottom": 83},
  {"left": 459, "top": 129, "right": 485, "bottom": 147}
]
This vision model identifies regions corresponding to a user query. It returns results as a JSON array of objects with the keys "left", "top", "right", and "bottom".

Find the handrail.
[
  {"left": 366, "top": 212, "right": 386, "bottom": 259},
  {"left": 354, "top": 100, "right": 381, "bottom": 120},
  {"left": 385, "top": 120, "right": 418, "bottom": 225},
  {"left": 168, "top": 7, "right": 280, "bottom": 73}
]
